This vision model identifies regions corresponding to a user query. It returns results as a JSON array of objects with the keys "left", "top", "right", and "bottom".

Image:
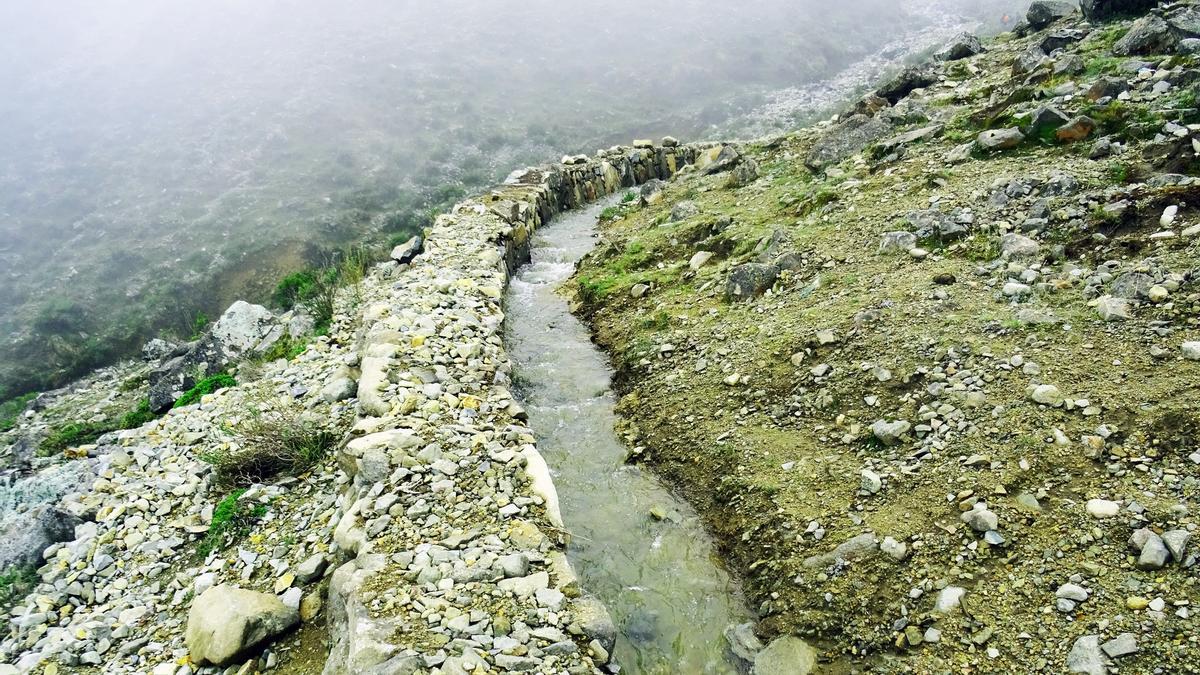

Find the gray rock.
[
  {"left": 806, "top": 114, "right": 891, "bottom": 170},
  {"left": 1027, "top": 1, "right": 1076, "bottom": 29},
  {"left": 185, "top": 585, "right": 299, "bottom": 667},
  {"left": 875, "top": 66, "right": 937, "bottom": 104},
  {"left": 1027, "top": 106, "right": 1070, "bottom": 139},
  {"left": 726, "top": 264, "right": 779, "bottom": 302},
  {"left": 753, "top": 636, "right": 816, "bottom": 675},
  {"left": 961, "top": 505, "right": 999, "bottom": 533},
  {"left": 319, "top": 376, "right": 358, "bottom": 403},
  {"left": 295, "top": 554, "right": 328, "bottom": 584},
  {"left": 936, "top": 33, "right": 984, "bottom": 61},
  {"left": 210, "top": 301, "right": 279, "bottom": 355},
  {"left": 1094, "top": 295, "right": 1131, "bottom": 321},
  {"left": 724, "top": 622, "right": 763, "bottom": 664},
  {"left": 1081, "top": 0, "right": 1157, "bottom": 22},
  {"left": 670, "top": 201, "right": 700, "bottom": 222},
  {"left": 1013, "top": 46, "right": 1049, "bottom": 75},
  {"left": 390, "top": 235, "right": 424, "bottom": 264},
  {"left": 1161, "top": 530, "right": 1190, "bottom": 562},
  {"left": 727, "top": 159, "right": 760, "bottom": 188},
  {"left": 1067, "top": 635, "right": 1107, "bottom": 675},
  {"left": 1137, "top": 533, "right": 1170, "bottom": 570},
  {"left": 1183, "top": 342, "right": 1200, "bottom": 360},
  {"left": 1110, "top": 272, "right": 1155, "bottom": 299},
  {"left": 977, "top": 128, "right": 1025, "bottom": 151},
  {"left": 573, "top": 596, "right": 617, "bottom": 654},
  {"left": 871, "top": 419, "right": 911, "bottom": 446},
  {"left": 1000, "top": 232, "right": 1041, "bottom": 258},
  {"left": 1102, "top": 633, "right": 1138, "bottom": 658},
  {"left": 1114, "top": 15, "right": 1175, "bottom": 55},
  {"left": 860, "top": 469, "right": 882, "bottom": 494},
  {"left": 878, "top": 231, "right": 918, "bottom": 255},
  {"left": 802, "top": 532, "right": 880, "bottom": 568},
  {"left": 0, "top": 504, "right": 83, "bottom": 571},
  {"left": 141, "top": 338, "right": 178, "bottom": 362}
]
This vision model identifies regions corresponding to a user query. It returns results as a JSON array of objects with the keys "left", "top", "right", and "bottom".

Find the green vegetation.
[
  {"left": 0, "top": 565, "right": 38, "bottom": 611},
  {"left": 0, "top": 393, "right": 37, "bottom": 433},
  {"left": 1107, "top": 161, "right": 1132, "bottom": 184},
  {"left": 198, "top": 489, "right": 268, "bottom": 556},
  {"left": 119, "top": 400, "right": 157, "bottom": 430},
  {"left": 38, "top": 421, "right": 116, "bottom": 455},
  {"left": 189, "top": 312, "right": 210, "bottom": 340},
  {"left": 174, "top": 373, "right": 237, "bottom": 409},
  {"left": 273, "top": 271, "right": 319, "bottom": 311},
  {"left": 258, "top": 334, "right": 310, "bottom": 362},
  {"left": 202, "top": 403, "right": 342, "bottom": 487}
]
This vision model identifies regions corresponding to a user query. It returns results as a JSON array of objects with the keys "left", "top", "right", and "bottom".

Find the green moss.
[
  {"left": 119, "top": 400, "right": 157, "bottom": 430},
  {"left": 0, "top": 393, "right": 37, "bottom": 433},
  {"left": 38, "top": 420, "right": 118, "bottom": 455},
  {"left": 198, "top": 489, "right": 268, "bottom": 556},
  {"left": 174, "top": 373, "right": 237, "bottom": 409}
]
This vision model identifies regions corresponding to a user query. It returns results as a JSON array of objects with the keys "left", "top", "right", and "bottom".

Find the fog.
[{"left": 0, "top": 0, "right": 1024, "bottom": 399}]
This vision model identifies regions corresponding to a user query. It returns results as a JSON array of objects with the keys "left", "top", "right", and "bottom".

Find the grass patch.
[
  {"left": 258, "top": 334, "right": 310, "bottom": 363},
  {"left": 198, "top": 489, "right": 268, "bottom": 556},
  {"left": 174, "top": 373, "right": 237, "bottom": 409},
  {"left": 119, "top": 400, "right": 157, "bottom": 430},
  {"left": 202, "top": 403, "right": 343, "bottom": 487},
  {"left": 38, "top": 420, "right": 117, "bottom": 455}
]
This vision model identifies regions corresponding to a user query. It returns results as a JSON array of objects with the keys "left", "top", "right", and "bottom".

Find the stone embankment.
[{"left": 0, "top": 137, "right": 735, "bottom": 675}]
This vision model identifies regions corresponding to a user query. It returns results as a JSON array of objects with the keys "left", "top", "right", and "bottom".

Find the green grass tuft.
[{"left": 174, "top": 373, "right": 237, "bottom": 409}]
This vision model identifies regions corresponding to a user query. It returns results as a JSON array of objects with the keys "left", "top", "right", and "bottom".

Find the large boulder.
[
  {"left": 805, "top": 114, "right": 891, "bottom": 171},
  {"left": 186, "top": 585, "right": 299, "bottom": 666},
  {"left": 1114, "top": 14, "right": 1175, "bottom": 54},
  {"left": 936, "top": 33, "right": 984, "bottom": 61},
  {"left": 753, "top": 636, "right": 817, "bottom": 675},
  {"left": 876, "top": 66, "right": 937, "bottom": 104},
  {"left": 1080, "top": 0, "right": 1159, "bottom": 22},
  {"left": 148, "top": 301, "right": 281, "bottom": 412},
  {"left": 0, "top": 504, "right": 83, "bottom": 571},
  {"left": 726, "top": 264, "right": 779, "bottom": 302},
  {"left": 1027, "top": 1, "right": 1076, "bottom": 29}
]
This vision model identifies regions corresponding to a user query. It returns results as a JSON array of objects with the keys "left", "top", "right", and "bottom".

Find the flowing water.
[{"left": 505, "top": 195, "right": 751, "bottom": 674}]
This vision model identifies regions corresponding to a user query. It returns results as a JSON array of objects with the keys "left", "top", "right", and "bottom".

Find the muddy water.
[{"left": 505, "top": 195, "right": 751, "bottom": 674}]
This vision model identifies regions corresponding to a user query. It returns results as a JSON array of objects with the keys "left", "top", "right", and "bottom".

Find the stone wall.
[{"left": 322, "top": 139, "right": 716, "bottom": 674}]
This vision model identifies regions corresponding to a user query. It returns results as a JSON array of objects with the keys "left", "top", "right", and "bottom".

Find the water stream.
[{"left": 505, "top": 195, "right": 751, "bottom": 674}]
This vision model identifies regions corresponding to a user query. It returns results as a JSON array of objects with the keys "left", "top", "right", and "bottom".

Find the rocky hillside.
[{"left": 575, "top": 1, "right": 1200, "bottom": 673}]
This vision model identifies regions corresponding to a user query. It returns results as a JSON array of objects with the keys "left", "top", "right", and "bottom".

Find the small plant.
[
  {"left": 1107, "top": 161, "right": 1131, "bottom": 185},
  {"left": 0, "top": 393, "right": 37, "bottom": 433},
  {"left": 174, "top": 373, "right": 237, "bottom": 409},
  {"left": 198, "top": 489, "right": 267, "bottom": 556},
  {"left": 273, "top": 271, "right": 318, "bottom": 311},
  {"left": 640, "top": 311, "right": 671, "bottom": 330},
  {"left": 621, "top": 191, "right": 637, "bottom": 204},
  {"left": 201, "top": 402, "right": 343, "bottom": 487},
  {"left": 190, "top": 312, "right": 210, "bottom": 340},
  {"left": 120, "top": 400, "right": 157, "bottom": 429},
  {"left": 0, "top": 565, "right": 37, "bottom": 611},
  {"left": 258, "top": 334, "right": 310, "bottom": 362}
]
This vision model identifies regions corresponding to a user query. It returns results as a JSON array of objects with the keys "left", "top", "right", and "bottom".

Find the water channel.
[{"left": 505, "top": 194, "right": 751, "bottom": 674}]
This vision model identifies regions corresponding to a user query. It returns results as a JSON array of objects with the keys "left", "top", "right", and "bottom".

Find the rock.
[
  {"left": 876, "top": 66, "right": 937, "bottom": 104},
  {"left": 1000, "top": 233, "right": 1041, "bottom": 259},
  {"left": 1013, "top": 45, "right": 1049, "bottom": 75},
  {"left": 211, "top": 301, "right": 280, "bottom": 355},
  {"left": 806, "top": 114, "right": 891, "bottom": 170},
  {"left": 1027, "top": 106, "right": 1070, "bottom": 139},
  {"left": 689, "top": 251, "right": 715, "bottom": 271},
  {"left": 1067, "top": 635, "right": 1107, "bottom": 675},
  {"left": 726, "top": 264, "right": 779, "bottom": 302},
  {"left": 0, "top": 504, "right": 83, "bottom": 571},
  {"left": 141, "top": 338, "right": 178, "bottom": 362},
  {"left": 661, "top": 136, "right": 679, "bottom": 147},
  {"left": 573, "top": 596, "right": 617, "bottom": 655},
  {"left": 1057, "top": 583, "right": 1089, "bottom": 602},
  {"left": 1114, "top": 15, "right": 1175, "bottom": 55},
  {"left": 880, "top": 536, "right": 908, "bottom": 561},
  {"left": 295, "top": 554, "right": 328, "bottom": 584},
  {"left": 727, "top": 159, "right": 760, "bottom": 188},
  {"left": 1110, "top": 272, "right": 1155, "bottom": 300},
  {"left": 936, "top": 33, "right": 984, "bottom": 61},
  {"left": 725, "top": 622, "right": 763, "bottom": 664},
  {"left": 935, "top": 586, "right": 966, "bottom": 613},
  {"left": 1081, "top": 0, "right": 1158, "bottom": 22},
  {"left": 1031, "top": 384, "right": 1064, "bottom": 406},
  {"left": 977, "top": 128, "right": 1025, "bottom": 151},
  {"left": 752, "top": 636, "right": 816, "bottom": 675},
  {"left": 871, "top": 419, "right": 911, "bottom": 446},
  {"left": 1056, "top": 116, "right": 1097, "bottom": 143},
  {"left": 319, "top": 376, "right": 357, "bottom": 403},
  {"left": 1137, "top": 533, "right": 1170, "bottom": 570},
  {"left": 1087, "top": 499, "right": 1121, "bottom": 518},
  {"left": 961, "top": 504, "right": 999, "bottom": 533},
  {"left": 1094, "top": 295, "right": 1131, "bottom": 321},
  {"left": 1086, "top": 77, "right": 1129, "bottom": 102},
  {"left": 879, "top": 231, "right": 918, "bottom": 255},
  {"left": 860, "top": 469, "right": 882, "bottom": 494},
  {"left": 185, "top": 586, "right": 299, "bottom": 667},
  {"left": 802, "top": 532, "right": 880, "bottom": 568},
  {"left": 670, "top": 200, "right": 699, "bottom": 222},
  {"left": 1101, "top": 633, "right": 1138, "bottom": 658},
  {"left": 1182, "top": 342, "right": 1200, "bottom": 360},
  {"left": 1027, "top": 1, "right": 1076, "bottom": 29}
]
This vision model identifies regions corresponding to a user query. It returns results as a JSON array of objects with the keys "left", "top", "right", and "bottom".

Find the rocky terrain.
[
  {"left": 3, "top": 1, "right": 1200, "bottom": 674},
  {"left": 575, "top": 1, "right": 1200, "bottom": 673}
]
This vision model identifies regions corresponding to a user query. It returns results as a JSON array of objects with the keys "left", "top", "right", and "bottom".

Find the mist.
[{"left": 0, "top": 0, "right": 1024, "bottom": 400}]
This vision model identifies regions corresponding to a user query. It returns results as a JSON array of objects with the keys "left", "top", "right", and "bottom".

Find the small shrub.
[
  {"left": 119, "top": 400, "right": 157, "bottom": 430},
  {"left": 258, "top": 334, "right": 310, "bottom": 363},
  {"left": 202, "top": 404, "right": 343, "bottom": 487},
  {"left": 198, "top": 489, "right": 267, "bottom": 556},
  {"left": 0, "top": 565, "right": 37, "bottom": 611},
  {"left": 190, "top": 312, "right": 210, "bottom": 340},
  {"left": 174, "top": 373, "right": 237, "bottom": 409},
  {"left": 621, "top": 191, "right": 637, "bottom": 204},
  {"left": 1107, "top": 161, "right": 1131, "bottom": 185},
  {"left": 273, "top": 271, "right": 318, "bottom": 311}
]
